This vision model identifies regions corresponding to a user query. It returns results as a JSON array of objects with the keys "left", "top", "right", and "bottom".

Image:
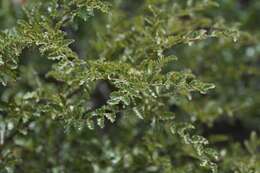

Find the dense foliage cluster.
[{"left": 0, "top": 0, "right": 259, "bottom": 172}]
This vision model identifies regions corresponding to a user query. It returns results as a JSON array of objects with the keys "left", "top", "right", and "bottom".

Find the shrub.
[{"left": 0, "top": 0, "right": 259, "bottom": 172}]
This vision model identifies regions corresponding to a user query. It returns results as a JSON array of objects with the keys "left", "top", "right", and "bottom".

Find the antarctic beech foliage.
[{"left": 0, "top": 0, "right": 259, "bottom": 172}]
